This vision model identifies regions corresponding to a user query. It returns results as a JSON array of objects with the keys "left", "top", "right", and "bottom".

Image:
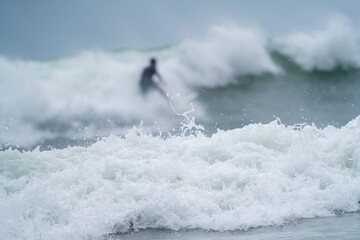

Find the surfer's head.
[{"left": 150, "top": 58, "right": 156, "bottom": 67}]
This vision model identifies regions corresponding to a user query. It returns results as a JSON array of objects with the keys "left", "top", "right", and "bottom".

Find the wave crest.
[
  {"left": 1, "top": 19, "right": 360, "bottom": 148},
  {"left": 272, "top": 16, "right": 360, "bottom": 71},
  {"left": 168, "top": 25, "right": 281, "bottom": 88}
]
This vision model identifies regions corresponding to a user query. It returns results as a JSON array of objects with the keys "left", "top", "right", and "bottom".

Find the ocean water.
[
  {"left": 110, "top": 213, "right": 360, "bottom": 240},
  {"left": 1, "top": 18, "right": 360, "bottom": 239}
]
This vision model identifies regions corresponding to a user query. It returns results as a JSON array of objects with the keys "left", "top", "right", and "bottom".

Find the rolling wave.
[
  {"left": 271, "top": 16, "right": 360, "bottom": 72},
  {"left": 1, "top": 17, "right": 360, "bottom": 148}
]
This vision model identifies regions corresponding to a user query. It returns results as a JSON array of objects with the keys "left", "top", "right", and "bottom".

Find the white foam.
[
  {"left": 0, "top": 52, "right": 183, "bottom": 147},
  {"left": 163, "top": 25, "right": 281, "bottom": 88},
  {"left": 0, "top": 25, "right": 282, "bottom": 147},
  {"left": 2, "top": 19, "right": 360, "bottom": 148},
  {"left": 1, "top": 116, "right": 359, "bottom": 239},
  {"left": 273, "top": 16, "right": 360, "bottom": 71},
  {"left": 0, "top": 24, "right": 280, "bottom": 119}
]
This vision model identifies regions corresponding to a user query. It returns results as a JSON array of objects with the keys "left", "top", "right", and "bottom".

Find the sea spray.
[
  {"left": 1, "top": 115, "right": 359, "bottom": 240},
  {"left": 2, "top": 19, "right": 360, "bottom": 148},
  {"left": 272, "top": 16, "right": 360, "bottom": 71},
  {"left": 169, "top": 99, "right": 204, "bottom": 137}
]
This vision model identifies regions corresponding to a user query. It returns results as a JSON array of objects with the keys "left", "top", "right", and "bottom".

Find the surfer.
[{"left": 139, "top": 58, "right": 167, "bottom": 98}]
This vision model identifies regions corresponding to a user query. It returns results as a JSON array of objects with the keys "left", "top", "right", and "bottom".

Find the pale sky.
[{"left": 1, "top": 0, "right": 359, "bottom": 60}]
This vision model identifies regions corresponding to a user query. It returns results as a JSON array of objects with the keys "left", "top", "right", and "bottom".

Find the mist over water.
[
  {"left": 1, "top": 18, "right": 359, "bottom": 149},
  {"left": 0, "top": 15, "right": 360, "bottom": 240}
]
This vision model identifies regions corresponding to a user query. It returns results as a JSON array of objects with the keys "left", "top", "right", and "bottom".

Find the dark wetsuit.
[{"left": 140, "top": 65, "right": 167, "bottom": 97}]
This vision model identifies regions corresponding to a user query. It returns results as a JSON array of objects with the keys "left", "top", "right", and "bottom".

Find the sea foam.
[
  {"left": 0, "top": 24, "right": 280, "bottom": 148},
  {"left": 1, "top": 116, "right": 359, "bottom": 240},
  {"left": 1, "top": 17, "right": 360, "bottom": 147},
  {"left": 272, "top": 16, "right": 360, "bottom": 71}
]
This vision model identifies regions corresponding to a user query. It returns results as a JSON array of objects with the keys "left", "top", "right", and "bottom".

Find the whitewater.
[
  {"left": 1, "top": 17, "right": 360, "bottom": 239},
  {"left": 1, "top": 117, "right": 360, "bottom": 239},
  {"left": 1, "top": 17, "right": 360, "bottom": 149}
]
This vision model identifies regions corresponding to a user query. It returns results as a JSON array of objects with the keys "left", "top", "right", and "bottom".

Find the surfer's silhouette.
[{"left": 139, "top": 58, "right": 167, "bottom": 98}]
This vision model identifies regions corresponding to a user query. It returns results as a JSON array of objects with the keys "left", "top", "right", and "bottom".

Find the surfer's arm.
[{"left": 155, "top": 70, "right": 166, "bottom": 85}]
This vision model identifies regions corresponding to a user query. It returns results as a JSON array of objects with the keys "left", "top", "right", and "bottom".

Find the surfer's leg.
[
  {"left": 140, "top": 81, "right": 151, "bottom": 97},
  {"left": 154, "top": 84, "right": 169, "bottom": 99}
]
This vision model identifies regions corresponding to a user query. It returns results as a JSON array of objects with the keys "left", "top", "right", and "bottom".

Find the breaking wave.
[
  {"left": 1, "top": 17, "right": 360, "bottom": 148},
  {"left": 272, "top": 16, "right": 360, "bottom": 71},
  {"left": 0, "top": 116, "right": 359, "bottom": 240}
]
